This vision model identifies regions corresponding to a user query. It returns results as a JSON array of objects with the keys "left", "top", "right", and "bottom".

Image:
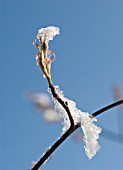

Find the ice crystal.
[
  {"left": 48, "top": 86, "right": 102, "bottom": 159},
  {"left": 37, "top": 26, "right": 60, "bottom": 42}
]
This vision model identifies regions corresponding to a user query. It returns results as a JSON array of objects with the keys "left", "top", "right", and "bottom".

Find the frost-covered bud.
[
  {"left": 34, "top": 26, "right": 60, "bottom": 79},
  {"left": 37, "top": 26, "right": 60, "bottom": 43}
]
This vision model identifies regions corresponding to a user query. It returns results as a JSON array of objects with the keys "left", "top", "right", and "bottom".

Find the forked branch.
[{"left": 31, "top": 99, "right": 123, "bottom": 170}]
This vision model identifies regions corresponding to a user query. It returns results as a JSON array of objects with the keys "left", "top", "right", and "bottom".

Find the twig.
[
  {"left": 49, "top": 84, "right": 74, "bottom": 128},
  {"left": 31, "top": 125, "right": 79, "bottom": 170},
  {"left": 92, "top": 100, "right": 123, "bottom": 117}
]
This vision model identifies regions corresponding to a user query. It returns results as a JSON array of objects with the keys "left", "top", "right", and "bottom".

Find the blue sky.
[{"left": 1, "top": 0, "right": 123, "bottom": 169}]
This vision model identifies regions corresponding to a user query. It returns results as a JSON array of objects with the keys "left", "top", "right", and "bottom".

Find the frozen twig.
[{"left": 30, "top": 26, "right": 123, "bottom": 170}]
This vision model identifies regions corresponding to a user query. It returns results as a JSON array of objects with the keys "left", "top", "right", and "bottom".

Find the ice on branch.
[
  {"left": 48, "top": 86, "right": 102, "bottom": 159},
  {"left": 37, "top": 26, "right": 60, "bottom": 43}
]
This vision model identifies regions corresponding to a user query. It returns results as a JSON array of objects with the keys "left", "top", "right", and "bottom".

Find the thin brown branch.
[
  {"left": 49, "top": 84, "right": 74, "bottom": 128},
  {"left": 31, "top": 125, "right": 79, "bottom": 170},
  {"left": 92, "top": 100, "right": 123, "bottom": 117}
]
